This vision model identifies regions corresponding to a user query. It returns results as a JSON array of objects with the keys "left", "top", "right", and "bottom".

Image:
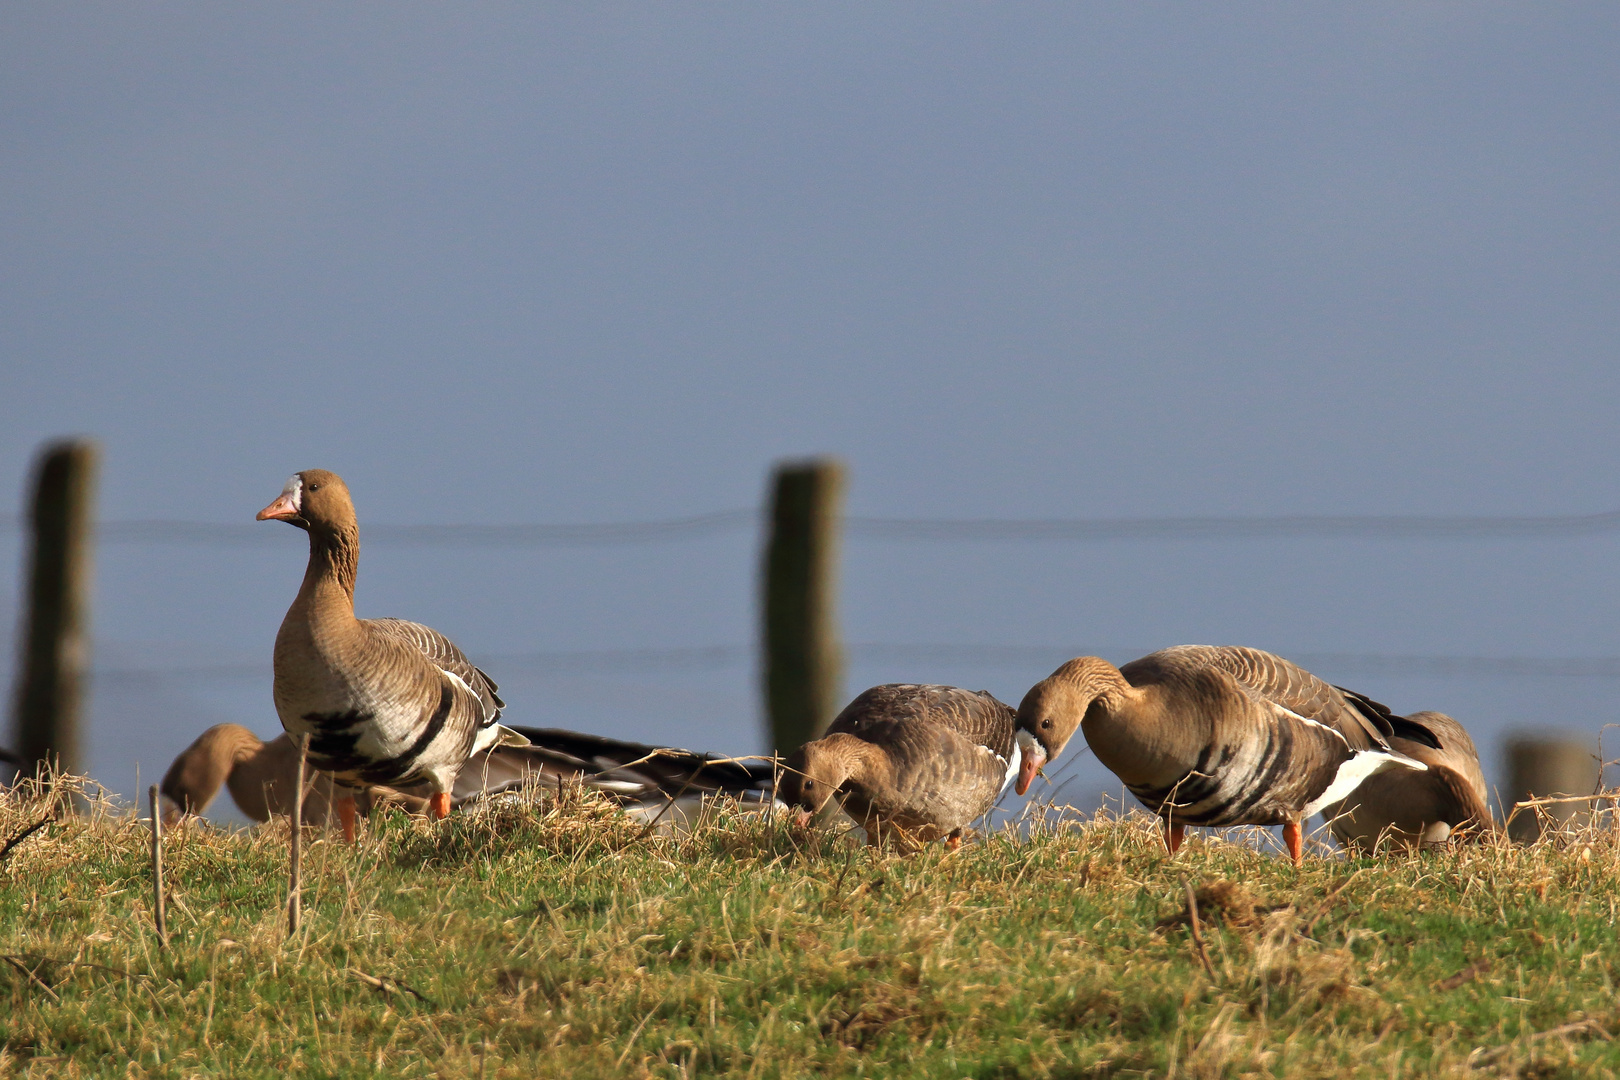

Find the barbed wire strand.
[
  {"left": 88, "top": 644, "right": 1620, "bottom": 681},
  {"left": 2, "top": 506, "right": 1619, "bottom": 546}
]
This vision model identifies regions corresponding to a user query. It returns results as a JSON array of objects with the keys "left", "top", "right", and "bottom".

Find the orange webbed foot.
[
  {"left": 337, "top": 794, "right": 357, "bottom": 845},
  {"left": 1283, "top": 820, "right": 1303, "bottom": 866}
]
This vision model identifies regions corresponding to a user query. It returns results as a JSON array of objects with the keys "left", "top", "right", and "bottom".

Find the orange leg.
[
  {"left": 429, "top": 792, "right": 452, "bottom": 820},
  {"left": 1283, "top": 820, "right": 1303, "bottom": 866},
  {"left": 1164, "top": 821, "right": 1186, "bottom": 855},
  {"left": 336, "top": 794, "right": 357, "bottom": 845},
  {"left": 945, "top": 830, "right": 963, "bottom": 852}
]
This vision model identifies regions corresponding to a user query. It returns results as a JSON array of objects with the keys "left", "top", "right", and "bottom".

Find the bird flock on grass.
[{"left": 160, "top": 469, "right": 1497, "bottom": 864}]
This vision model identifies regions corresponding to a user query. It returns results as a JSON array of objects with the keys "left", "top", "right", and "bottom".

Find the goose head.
[
  {"left": 779, "top": 741, "right": 853, "bottom": 821},
  {"left": 159, "top": 723, "right": 266, "bottom": 825},
  {"left": 1014, "top": 657, "right": 1126, "bottom": 795},
  {"left": 256, "top": 469, "right": 355, "bottom": 536}
]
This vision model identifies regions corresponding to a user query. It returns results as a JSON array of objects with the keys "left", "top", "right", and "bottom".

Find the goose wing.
[
  {"left": 451, "top": 727, "right": 776, "bottom": 806},
  {"left": 365, "top": 617, "right": 505, "bottom": 721},
  {"left": 828, "top": 684, "right": 1016, "bottom": 760},
  {"left": 1159, "top": 645, "right": 1397, "bottom": 752}
]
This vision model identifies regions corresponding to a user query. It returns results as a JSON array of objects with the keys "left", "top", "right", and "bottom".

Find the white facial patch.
[
  {"left": 1016, "top": 728, "right": 1044, "bottom": 761},
  {"left": 282, "top": 474, "right": 304, "bottom": 512}
]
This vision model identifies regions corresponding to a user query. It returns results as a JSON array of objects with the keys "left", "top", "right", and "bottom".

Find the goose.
[
  {"left": 257, "top": 469, "right": 527, "bottom": 840},
  {"left": 1320, "top": 710, "right": 1494, "bottom": 852},
  {"left": 1014, "top": 646, "right": 1430, "bottom": 864},
  {"left": 453, "top": 726, "right": 781, "bottom": 830},
  {"left": 779, "top": 684, "right": 1019, "bottom": 850},
  {"left": 158, "top": 723, "right": 425, "bottom": 827},
  {"left": 161, "top": 722, "right": 777, "bottom": 833}
]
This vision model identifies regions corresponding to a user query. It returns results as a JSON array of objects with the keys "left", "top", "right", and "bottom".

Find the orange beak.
[
  {"left": 257, "top": 492, "right": 300, "bottom": 522},
  {"left": 1015, "top": 746, "right": 1047, "bottom": 797}
]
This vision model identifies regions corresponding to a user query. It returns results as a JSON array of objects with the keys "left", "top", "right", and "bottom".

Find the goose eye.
[
  {"left": 1041, "top": 719, "right": 1052, "bottom": 730},
  {"left": 308, "top": 483, "right": 320, "bottom": 492}
]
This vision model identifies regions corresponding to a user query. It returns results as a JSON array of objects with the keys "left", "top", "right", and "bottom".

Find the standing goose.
[
  {"left": 257, "top": 469, "right": 526, "bottom": 839},
  {"left": 1014, "top": 646, "right": 1429, "bottom": 864},
  {"left": 159, "top": 723, "right": 426, "bottom": 826},
  {"left": 1321, "top": 710, "right": 1494, "bottom": 852},
  {"left": 779, "top": 684, "right": 1019, "bottom": 850}
]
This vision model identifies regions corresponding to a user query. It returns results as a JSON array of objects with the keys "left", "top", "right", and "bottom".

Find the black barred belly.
[
  {"left": 1124, "top": 724, "right": 1323, "bottom": 828},
  {"left": 302, "top": 682, "right": 455, "bottom": 788}
]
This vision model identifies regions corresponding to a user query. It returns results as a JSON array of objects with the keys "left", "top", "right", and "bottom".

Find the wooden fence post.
[
  {"left": 761, "top": 459, "right": 846, "bottom": 756},
  {"left": 287, "top": 734, "right": 306, "bottom": 938},
  {"left": 149, "top": 784, "right": 167, "bottom": 948},
  {"left": 9, "top": 439, "right": 98, "bottom": 782},
  {"left": 1506, "top": 737, "right": 1600, "bottom": 842}
]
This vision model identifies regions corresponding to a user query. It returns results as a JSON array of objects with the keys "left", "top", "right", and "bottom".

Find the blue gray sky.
[{"left": 3, "top": 5, "right": 1618, "bottom": 824}]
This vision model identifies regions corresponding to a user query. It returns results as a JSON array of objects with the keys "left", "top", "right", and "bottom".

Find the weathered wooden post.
[
  {"left": 149, "top": 784, "right": 167, "bottom": 948},
  {"left": 9, "top": 439, "right": 98, "bottom": 782},
  {"left": 287, "top": 734, "right": 306, "bottom": 938},
  {"left": 1506, "top": 737, "right": 1600, "bottom": 842},
  {"left": 761, "top": 459, "right": 846, "bottom": 755}
]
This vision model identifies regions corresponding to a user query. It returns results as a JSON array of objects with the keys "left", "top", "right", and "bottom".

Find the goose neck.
[{"left": 300, "top": 526, "right": 359, "bottom": 611}]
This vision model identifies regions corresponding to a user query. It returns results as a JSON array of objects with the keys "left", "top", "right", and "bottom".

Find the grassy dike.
[{"left": 1, "top": 780, "right": 1618, "bottom": 1078}]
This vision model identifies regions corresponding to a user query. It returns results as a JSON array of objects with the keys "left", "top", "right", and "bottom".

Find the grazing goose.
[
  {"left": 1321, "top": 711, "right": 1494, "bottom": 852},
  {"left": 257, "top": 469, "right": 527, "bottom": 840},
  {"left": 453, "top": 726, "right": 781, "bottom": 830},
  {"left": 1014, "top": 646, "right": 1429, "bottom": 864},
  {"left": 158, "top": 723, "right": 425, "bottom": 827},
  {"left": 160, "top": 722, "right": 773, "bottom": 833},
  {"left": 779, "top": 684, "right": 1018, "bottom": 850}
]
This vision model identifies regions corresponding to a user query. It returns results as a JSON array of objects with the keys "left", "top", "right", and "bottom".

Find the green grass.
[{"left": 2, "top": 778, "right": 1618, "bottom": 1078}]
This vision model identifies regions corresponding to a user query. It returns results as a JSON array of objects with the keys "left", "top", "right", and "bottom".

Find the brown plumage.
[
  {"left": 779, "top": 684, "right": 1018, "bottom": 849},
  {"left": 159, "top": 722, "right": 773, "bottom": 832},
  {"left": 1015, "top": 646, "right": 1427, "bottom": 864},
  {"left": 1321, "top": 711, "right": 1494, "bottom": 852},
  {"left": 158, "top": 723, "right": 425, "bottom": 827},
  {"left": 257, "top": 469, "right": 526, "bottom": 838},
  {"left": 453, "top": 726, "right": 780, "bottom": 830}
]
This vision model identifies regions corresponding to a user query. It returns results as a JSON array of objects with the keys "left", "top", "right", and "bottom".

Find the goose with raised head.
[
  {"left": 257, "top": 469, "right": 527, "bottom": 840},
  {"left": 158, "top": 724, "right": 425, "bottom": 826},
  {"left": 1321, "top": 710, "right": 1493, "bottom": 852},
  {"left": 1014, "top": 645, "right": 1430, "bottom": 864},
  {"left": 779, "top": 684, "right": 1018, "bottom": 850}
]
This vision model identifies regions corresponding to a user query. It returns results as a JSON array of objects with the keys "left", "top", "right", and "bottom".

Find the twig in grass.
[
  {"left": 1469, "top": 1018, "right": 1611, "bottom": 1067},
  {"left": 349, "top": 968, "right": 435, "bottom": 1006},
  {"left": 148, "top": 785, "right": 167, "bottom": 948},
  {"left": 1436, "top": 959, "right": 1490, "bottom": 991},
  {"left": 2, "top": 955, "right": 60, "bottom": 1002},
  {"left": 1184, "top": 881, "right": 1219, "bottom": 981},
  {"left": 0, "top": 813, "right": 53, "bottom": 863},
  {"left": 615, "top": 990, "right": 670, "bottom": 1069},
  {"left": 1, "top": 956, "right": 149, "bottom": 981},
  {"left": 823, "top": 842, "right": 859, "bottom": 910},
  {"left": 287, "top": 734, "right": 305, "bottom": 938}
]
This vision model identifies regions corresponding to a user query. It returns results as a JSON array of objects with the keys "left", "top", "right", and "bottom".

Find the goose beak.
[
  {"left": 1015, "top": 746, "right": 1047, "bottom": 797},
  {"left": 257, "top": 492, "right": 300, "bottom": 522}
]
